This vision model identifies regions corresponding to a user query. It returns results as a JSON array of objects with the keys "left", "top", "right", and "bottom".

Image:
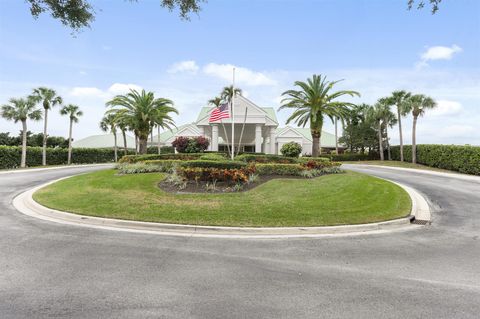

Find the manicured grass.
[
  {"left": 33, "top": 169, "right": 411, "bottom": 227},
  {"left": 344, "top": 160, "right": 461, "bottom": 173}
]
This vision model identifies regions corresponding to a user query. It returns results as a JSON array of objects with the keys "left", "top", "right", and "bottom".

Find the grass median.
[{"left": 33, "top": 169, "right": 411, "bottom": 227}]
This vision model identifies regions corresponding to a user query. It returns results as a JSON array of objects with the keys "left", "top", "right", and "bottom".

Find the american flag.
[{"left": 209, "top": 103, "right": 230, "bottom": 122}]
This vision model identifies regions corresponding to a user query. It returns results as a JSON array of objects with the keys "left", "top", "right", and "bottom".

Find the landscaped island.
[{"left": 33, "top": 153, "right": 411, "bottom": 227}]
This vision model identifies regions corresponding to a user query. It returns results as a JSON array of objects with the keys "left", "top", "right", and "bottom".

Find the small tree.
[
  {"left": 281, "top": 142, "right": 302, "bottom": 158},
  {"left": 172, "top": 136, "right": 209, "bottom": 153}
]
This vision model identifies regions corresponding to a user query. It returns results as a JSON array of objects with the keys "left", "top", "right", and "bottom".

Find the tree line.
[
  {"left": 278, "top": 74, "right": 437, "bottom": 163},
  {"left": 1, "top": 88, "right": 82, "bottom": 168}
]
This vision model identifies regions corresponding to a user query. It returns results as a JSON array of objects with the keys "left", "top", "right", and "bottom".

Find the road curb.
[
  {"left": 12, "top": 173, "right": 430, "bottom": 239},
  {"left": 0, "top": 163, "right": 114, "bottom": 175}
]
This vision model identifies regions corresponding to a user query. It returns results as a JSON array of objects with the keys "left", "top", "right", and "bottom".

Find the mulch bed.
[{"left": 158, "top": 175, "right": 304, "bottom": 194}]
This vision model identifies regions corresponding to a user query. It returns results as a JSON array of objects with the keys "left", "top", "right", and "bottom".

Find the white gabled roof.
[{"left": 72, "top": 134, "right": 135, "bottom": 149}]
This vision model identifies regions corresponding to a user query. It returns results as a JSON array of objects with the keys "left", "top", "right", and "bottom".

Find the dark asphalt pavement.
[{"left": 0, "top": 165, "right": 479, "bottom": 318}]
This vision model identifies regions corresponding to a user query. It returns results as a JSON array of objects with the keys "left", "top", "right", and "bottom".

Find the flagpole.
[{"left": 231, "top": 67, "right": 235, "bottom": 160}]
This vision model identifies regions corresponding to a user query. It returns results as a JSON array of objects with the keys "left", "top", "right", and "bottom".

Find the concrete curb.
[
  {"left": 12, "top": 173, "right": 430, "bottom": 239},
  {"left": 0, "top": 163, "right": 114, "bottom": 175}
]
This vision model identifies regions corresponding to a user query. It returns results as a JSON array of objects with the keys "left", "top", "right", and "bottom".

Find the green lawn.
[{"left": 33, "top": 169, "right": 411, "bottom": 227}]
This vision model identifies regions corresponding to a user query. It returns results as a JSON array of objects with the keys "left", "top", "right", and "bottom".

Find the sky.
[{"left": 0, "top": 0, "right": 479, "bottom": 145}]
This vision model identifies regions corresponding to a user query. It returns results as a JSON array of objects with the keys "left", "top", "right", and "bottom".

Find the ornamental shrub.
[
  {"left": 179, "top": 167, "right": 251, "bottom": 183},
  {"left": 280, "top": 142, "right": 302, "bottom": 158},
  {"left": 319, "top": 153, "right": 377, "bottom": 161},
  {"left": 115, "top": 163, "right": 165, "bottom": 174},
  {"left": 118, "top": 153, "right": 205, "bottom": 164},
  {"left": 199, "top": 153, "right": 227, "bottom": 161},
  {"left": 255, "top": 163, "right": 304, "bottom": 176},
  {"left": 142, "top": 160, "right": 182, "bottom": 172},
  {"left": 179, "top": 160, "right": 247, "bottom": 170},
  {"left": 146, "top": 146, "right": 175, "bottom": 154},
  {"left": 172, "top": 136, "right": 209, "bottom": 153},
  {"left": 235, "top": 154, "right": 298, "bottom": 164},
  {"left": 390, "top": 144, "right": 480, "bottom": 175}
]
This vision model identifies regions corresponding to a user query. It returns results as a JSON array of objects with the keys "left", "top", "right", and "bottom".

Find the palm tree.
[
  {"left": 387, "top": 90, "right": 411, "bottom": 162},
  {"left": 220, "top": 86, "right": 242, "bottom": 103},
  {"left": 100, "top": 113, "right": 118, "bottom": 162},
  {"left": 1, "top": 96, "right": 42, "bottom": 167},
  {"left": 369, "top": 101, "right": 393, "bottom": 161},
  {"left": 279, "top": 74, "right": 360, "bottom": 157},
  {"left": 405, "top": 94, "right": 437, "bottom": 164},
  {"left": 377, "top": 99, "right": 397, "bottom": 161},
  {"left": 151, "top": 102, "right": 177, "bottom": 154},
  {"left": 60, "top": 104, "right": 83, "bottom": 165},
  {"left": 106, "top": 89, "right": 176, "bottom": 154},
  {"left": 115, "top": 117, "right": 131, "bottom": 156},
  {"left": 31, "top": 87, "right": 63, "bottom": 166}
]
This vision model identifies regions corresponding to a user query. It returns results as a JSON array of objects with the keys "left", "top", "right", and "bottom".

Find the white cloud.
[
  {"left": 430, "top": 100, "right": 463, "bottom": 116},
  {"left": 417, "top": 45, "right": 463, "bottom": 68},
  {"left": 70, "top": 87, "right": 104, "bottom": 98},
  {"left": 107, "top": 83, "right": 142, "bottom": 95},
  {"left": 203, "top": 63, "right": 277, "bottom": 86},
  {"left": 167, "top": 60, "right": 199, "bottom": 74}
]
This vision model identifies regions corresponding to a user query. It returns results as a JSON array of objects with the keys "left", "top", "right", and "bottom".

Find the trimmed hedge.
[
  {"left": 0, "top": 146, "right": 134, "bottom": 169},
  {"left": 235, "top": 154, "right": 299, "bottom": 164},
  {"left": 146, "top": 146, "right": 175, "bottom": 154},
  {"left": 319, "top": 153, "right": 377, "bottom": 161},
  {"left": 142, "top": 160, "right": 182, "bottom": 172},
  {"left": 199, "top": 153, "right": 227, "bottom": 161},
  {"left": 179, "top": 160, "right": 247, "bottom": 170},
  {"left": 119, "top": 153, "right": 206, "bottom": 164},
  {"left": 390, "top": 145, "right": 480, "bottom": 175},
  {"left": 255, "top": 163, "right": 304, "bottom": 176}
]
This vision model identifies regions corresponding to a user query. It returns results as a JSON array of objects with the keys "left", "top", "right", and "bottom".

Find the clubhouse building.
[{"left": 74, "top": 95, "right": 340, "bottom": 155}]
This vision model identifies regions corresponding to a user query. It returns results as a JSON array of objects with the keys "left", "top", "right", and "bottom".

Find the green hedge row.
[
  {"left": 255, "top": 163, "right": 304, "bottom": 176},
  {"left": 235, "top": 154, "right": 300, "bottom": 164},
  {"left": 390, "top": 145, "right": 480, "bottom": 175},
  {"left": 119, "top": 152, "right": 228, "bottom": 164},
  {"left": 0, "top": 146, "right": 135, "bottom": 169},
  {"left": 316, "top": 153, "right": 377, "bottom": 161},
  {"left": 179, "top": 160, "right": 247, "bottom": 170}
]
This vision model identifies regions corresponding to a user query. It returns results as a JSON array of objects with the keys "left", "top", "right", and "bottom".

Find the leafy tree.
[
  {"left": 60, "top": 104, "right": 83, "bottom": 164},
  {"left": 26, "top": 0, "right": 205, "bottom": 31},
  {"left": 405, "top": 94, "right": 437, "bottom": 164},
  {"left": 407, "top": 0, "right": 442, "bottom": 14},
  {"left": 106, "top": 89, "right": 177, "bottom": 154},
  {"left": 31, "top": 87, "right": 63, "bottom": 166},
  {"left": 100, "top": 113, "right": 119, "bottom": 162},
  {"left": 0, "top": 132, "right": 16, "bottom": 146},
  {"left": 1, "top": 97, "right": 42, "bottom": 167},
  {"left": 279, "top": 74, "right": 360, "bottom": 157},
  {"left": 384, "top": 91, "right": 411, "bottom": 162},
  {"left": 339, "top": 104, "right": 377, "bottom": 154}
]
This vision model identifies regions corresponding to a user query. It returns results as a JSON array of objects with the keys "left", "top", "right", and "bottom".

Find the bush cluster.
[
  {"left": 146, "top": 146, "right": 175, "bottom": 154},
  {"left": 172, "top": 136, "right": 210, "bottom": 153},
  {"left": 0, "top": 146, "right": 133, "bottom": 169},
  {"left": 119, "top": 152, "right": 205, "bottom": 164},
  {"left": 179, "top": 160, "right": 247, "bottom": 170},
  {"left": 255, "top": 163, "right": 305, "bottom": 176},
  {"left": 142, "top": 159, "right": 182, "bottom": 172},
  {"left": 235, "top": 154, "right": 299, "bottom": 164},
  {"left": 116, "top": 163, "right": 166, "bottom": 174},
  {"left": 179, "top": 167, "right": 253, "bottom": 183},
  {"left": 318, "top": 153, "right": 377, "bottom": 161},
  {"left": 390, "top": 144, "right": 480, "bottom": 175},
  {"left": 280, "top": 142, "right": 302, "bottom": 158}
]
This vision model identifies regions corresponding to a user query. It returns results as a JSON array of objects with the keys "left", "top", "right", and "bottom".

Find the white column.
[
  {"left": 269, "top": 127, "right": 276, "bottom": 154},
  {"left": 198, "top": 126, "right": 205, "bottom": 137},
  {"left": 211, "top": 124, "right": 219, "bottom": 152},
  {"left": 255, "top": 124, "right": 262, "bottom": 153}
]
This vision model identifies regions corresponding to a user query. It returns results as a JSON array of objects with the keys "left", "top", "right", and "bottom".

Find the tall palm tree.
[
  {"left": 279, "top": 74, "right": 360, "bottom": 157},
  {"left": 31, "top": 87, "right": 63, "bottom": 166},
  {"left": 369, "top": 101, "right": 392, "bottom": 161},
  {"left": 405, "top": 94, "right": 437, "bottom": 164},
  {"left": 106, "top": 89, "right": 176, "bottom": 154},
  {"left": 1, "top": 96, "right": 42, "bottom": 167},
  {"left": 220, "top": 86, "right": 242, "bottom": 103},
  {"left": 378, "top": 99, "right": 397, "bottom": 161},
  {"left": 387, "top": 90, "right": 411, "bottom": 162},
  {"left": 152, "top": 102, "right": 177, "bottom": 154},
  {"left": 100, "top": 113, "right": 119, "bottom": 162},
  {"left": 60, "top": 104, "right": 83, "bottom": 165},
  {"left": 115, "top": 117, "right": 131, "bottom": 156}
]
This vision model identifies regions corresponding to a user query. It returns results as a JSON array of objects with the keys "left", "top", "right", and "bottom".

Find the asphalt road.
[{"left": 1, "top": 165, "right": 479, "bottom": 318}]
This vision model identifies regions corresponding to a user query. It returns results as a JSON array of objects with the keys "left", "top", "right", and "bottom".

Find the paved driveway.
[{"left": 1, "top": 165, "right": 479, "bottom": 318}]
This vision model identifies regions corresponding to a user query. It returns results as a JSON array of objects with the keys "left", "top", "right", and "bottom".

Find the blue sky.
[{"left": 1, "top": 0, "right": 479, "bottom": 145}]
